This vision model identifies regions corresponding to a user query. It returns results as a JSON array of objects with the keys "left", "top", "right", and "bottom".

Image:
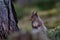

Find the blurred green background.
[
  {"left": 13, "top": 0, "right": 60, "bottom": 40},
  {"left": 13, "top": 0, "right": 60, "bottom": 29}
]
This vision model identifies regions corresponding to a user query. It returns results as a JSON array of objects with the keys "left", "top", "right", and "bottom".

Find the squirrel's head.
[{"left": 31, "top": 11, "right": 38, "bottom": 21}]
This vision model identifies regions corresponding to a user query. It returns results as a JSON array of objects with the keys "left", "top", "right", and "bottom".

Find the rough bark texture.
[{"left": 0, "top": 0, "right": 19, "bottom": 40}]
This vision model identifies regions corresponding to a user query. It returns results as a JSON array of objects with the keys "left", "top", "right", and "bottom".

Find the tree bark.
[{"left": 0, "top": 0, "right": 19, "bottom": 40}]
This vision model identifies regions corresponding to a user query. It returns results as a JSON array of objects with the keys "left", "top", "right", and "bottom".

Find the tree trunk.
[{"left": 0, "top": 0, "right": 19, "bottom": 40}]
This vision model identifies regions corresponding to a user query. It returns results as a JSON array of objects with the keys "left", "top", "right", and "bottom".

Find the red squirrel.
[
  {"left": 30, "top": 12, "right": 47, "bottom": 31},
  {"left": 30, "top": 12, "right": 50, "bottom": 40}
]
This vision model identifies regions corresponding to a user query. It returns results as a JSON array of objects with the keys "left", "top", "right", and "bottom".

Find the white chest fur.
[{"left": 33, "top": 21, "right": 38, "bottom": 27}]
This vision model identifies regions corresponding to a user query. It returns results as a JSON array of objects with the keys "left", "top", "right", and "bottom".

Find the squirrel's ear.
[
  {"left": 35, "top": 11, "right": 37, "bottom": 14},
  {"left": 32, "top": 11, "right": 34, "bottom": 15},
  {"left": 31, "top": 11, "right": 34, "bottom": 18},
  {"left": 35, "top": 12, "right": 38, "bottom": 16}
]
